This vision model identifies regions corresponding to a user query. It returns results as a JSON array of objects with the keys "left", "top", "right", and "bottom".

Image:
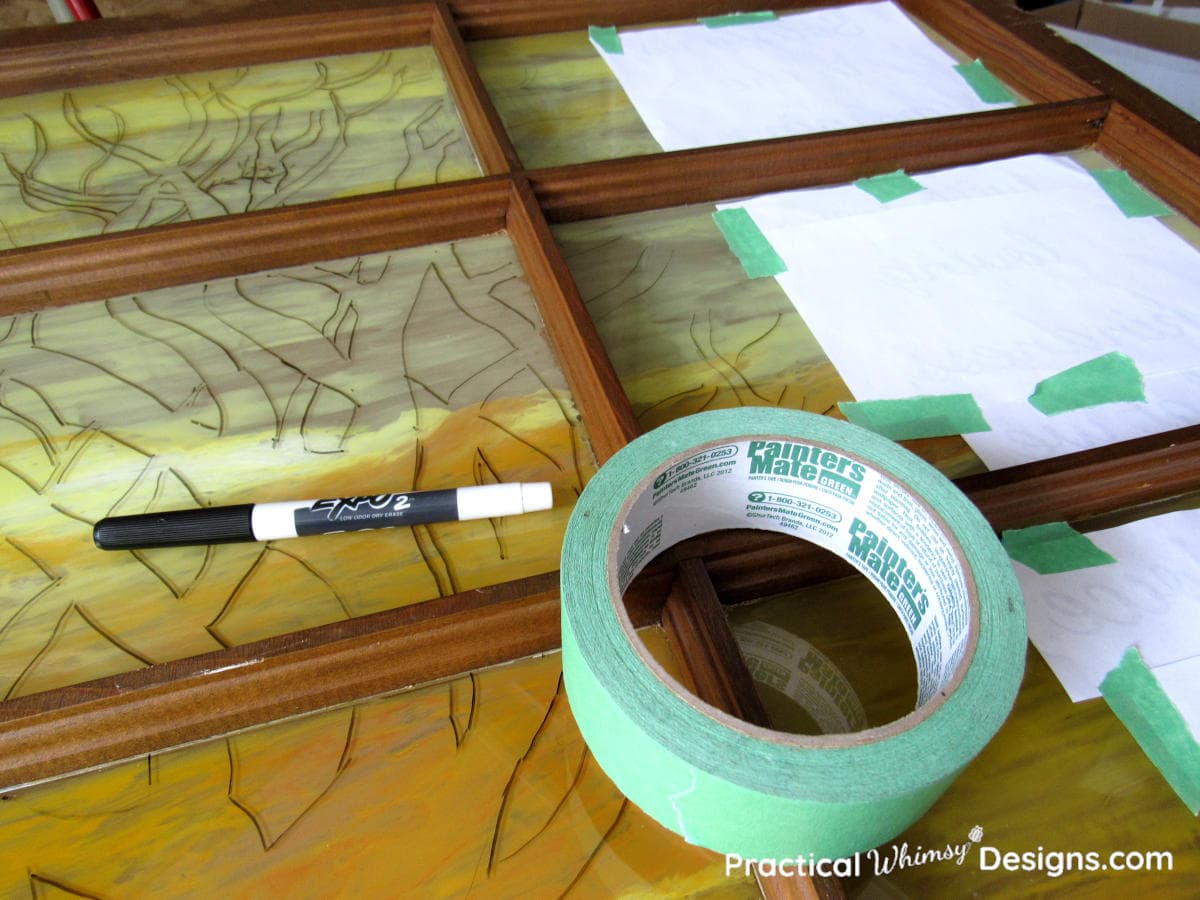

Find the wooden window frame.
[{"left": 1, "top": 1, "right": 1198, "bottom": 894}]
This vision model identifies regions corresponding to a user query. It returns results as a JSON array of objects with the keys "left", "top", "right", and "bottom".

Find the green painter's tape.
[
  {"left": 713, "top": 207, "right": 787, "bottom": 278},
  {"left": 562, "top": 408, "right": 1027, "bottom": 858},
  {"left": 854, "top": 170, "right": 924, "bottom": 203},
  {"left": 700, "top": 11, "right": 777, "bottom": 27},
  {"left": 1101, "top": 647, "right": 1200, "bottom": 814},
  {"left": 589, "top": 25, "right": 623, "bottom": 54},
  {"left": 839, "top": 393, "right": 991, "bottom": 440},
  {"left": 1028, "top": 351, "right": 1146, "bottom": 415},
  {"left": 954, "top": 59, "right": 1016, "bottom": 104},
  {"left": 1001, "top": 522, "right": 1115, "bottom": 575},
  {"left": 1091, "top": 169, "right": 1173, "bottom": 218}
]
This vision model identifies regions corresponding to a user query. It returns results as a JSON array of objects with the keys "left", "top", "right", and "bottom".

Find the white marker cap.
[
  {"left": 520, "top": 481, "right": 554, "bottom": 513},
  {"left": 457, "top": 482, "right": 554, "bottom": 520}
]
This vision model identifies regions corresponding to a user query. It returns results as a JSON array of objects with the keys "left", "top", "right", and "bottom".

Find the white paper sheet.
[
  {"left": 1013, "top": 508, "right": 1200, "bottom": 702},
  {"left": 592, "top": 2, "right": 1009, "bottom": 152},
  {"left": 1151, "top": 655, "right": 1200, "bottom": 740},
  {"left": 718, "top": 154, "right": 1200, "bottom": 468},
  {"left": 965, "top": 368, "right": 1200, "bottom": 470}
]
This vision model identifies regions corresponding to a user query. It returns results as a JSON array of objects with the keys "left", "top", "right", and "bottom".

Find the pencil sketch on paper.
[
  {"left": 0, "top": 49, "right": 479, "bottom": 247},
  {"left": 0, "top": 237, "right": 587, "bottom": 698}
]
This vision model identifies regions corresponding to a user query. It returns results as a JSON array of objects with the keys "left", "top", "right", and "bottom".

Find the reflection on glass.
[
  {"left": 0, "top": 236, "right": 593, "bottom": 696},
  {"left": 0, "top": 635, "right": 758, "bottom": 898},
  {"left": 0, "top": 48, "right": 480, "bottom": 248},
  {"left": 728, "top": 574, "right": 918, "bottom": 733},
  {"left": 554, "top": 204, "right": 982, "bottom": 475}
]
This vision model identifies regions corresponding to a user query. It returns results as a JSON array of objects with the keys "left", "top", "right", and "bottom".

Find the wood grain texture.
[
  {"left": 662, "top": 559, "right": 769, "bottom": 725},
  {"left": 0, "top": 555, "right": 682, "bottom": 790},
  {"left": 1098, "top": 103, "right": 1200, "bottom": 228},
  {"left": 0, "top": 179, "right": 511, "bottom": 316},
  {"left": 0, "top": 572, "right": 554, "bottom": 789},
  {"left": 960, "top": 424, "right": 1200, "bottom": 533},
  {"left": 0, "top": 638, "right": 758, "bottom": 898},
  {"left": 934, "top": 1, "right": 1200, "bottom": 223},
  {"left": 530, "top": 99, "right": 1109, "bottom": 222},
  {"left": 0, "top": 234, "right": 592, "bottom": 698},
  {"left": 6, "top": 413, "right": 1184, "bottom": 872},
  {"left": 430, "top": 0, "right": 523, "bottom": 175},
  {"left": 0, "top": 2, "right": 432, "bottom": 97},
  {"left": 506, "top": 177, "right": 641, "bottom": 462}
]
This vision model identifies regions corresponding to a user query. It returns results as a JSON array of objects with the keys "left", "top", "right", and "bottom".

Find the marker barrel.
[
  {"left": 93, "top": 504, "right": 255, "bottom": 549},
  {"left": 93, "top": 483, "right": 553, "bottom": 550}
]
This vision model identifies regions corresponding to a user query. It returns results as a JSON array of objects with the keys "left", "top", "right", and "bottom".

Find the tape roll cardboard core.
[{"left": 561, "top": 408, "right": 1025, "bottom": 860}]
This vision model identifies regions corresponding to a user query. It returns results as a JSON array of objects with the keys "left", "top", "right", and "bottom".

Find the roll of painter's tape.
[{"left": 560, "top": 407, "right": 1025, "bottom": 860}]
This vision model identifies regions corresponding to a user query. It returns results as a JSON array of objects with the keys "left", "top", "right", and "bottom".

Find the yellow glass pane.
[
  {"left": 0, "top": 235, "right": 595, "bottom": 697},
  {"left": 0, "top": 632, "right": 759, "bottom": 898},
  {"left": 0, "top": 47, "right": 480, "bottom": 248},
  {"left": 471, "top": 30, "right": 661, "bottom": 169},
  {"left": 472, "top": 12, "right": 1022, "bottom": 170},
  {"left": 553, "top": 204, "right": 981, "bottom": 476}
]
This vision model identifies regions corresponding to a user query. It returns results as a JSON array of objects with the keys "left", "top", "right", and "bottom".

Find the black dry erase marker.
[{"left": 93, "top": 482, "right": 553, "bottom": 550}]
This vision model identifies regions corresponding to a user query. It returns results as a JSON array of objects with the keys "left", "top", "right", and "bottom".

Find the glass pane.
[
  {"left": 0, "top": 47, "right": 480, "bottom": 248},
  {"left": 554, "top": 202, "right": 982, "bottom": 477},
  {"left": 474, "top": 3, "right": 1024, "bottom": 169},
  {"left": 471, "top": 30, "right": 660, "bottom": 170},
  {"left": 0, "top": 631, "right": 759, "bottom": 898},
  {"left": 0, "top": 234, "right": 595, "bottom": 696}
]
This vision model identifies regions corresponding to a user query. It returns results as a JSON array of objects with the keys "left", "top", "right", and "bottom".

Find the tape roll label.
[
  {"left": 734, "top": 620, "right": 870, "bottom": 733},
  {"left": 615, "top": 438, "right": 972, "bottom": 706}
]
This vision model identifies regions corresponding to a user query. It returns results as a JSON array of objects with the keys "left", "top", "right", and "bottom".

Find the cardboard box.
[{"left": 1030, "top": 0, "right": 1200, "bottom": 60}]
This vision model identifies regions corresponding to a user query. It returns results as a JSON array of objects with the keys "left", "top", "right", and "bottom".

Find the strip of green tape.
[
  {"left": 589, "top": 25, "right": 623, "bottom": 54},
  {"left": 1101, "top": 647, "right": 1200, "bottom": 815},
  {"left": 562, "top": 407, "right": 1027, "bottom": 859},
  {"left": 700, "top": 11, "right": 777, "bottom": 27},
  {"left": 1091, "top": 169, "right": 1173, "bottom": 218},
  {"left": 839, "top": 393, "right": 991, "bottom": 440},
  {"left": 854, "top": 170, "right": 924, "bottom": 203},
  {"left": 1001, "top": 522, "right": 1115, "bottom": 575},
  {"left": 712, "top": 207, "right": 787, "bottom": 278},
  {"left": 954, "top": 59, "right": 1016, "bottom": 104},
  {"left": 1028, "top": 351, "right": 1146, "bottom": 415}
]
